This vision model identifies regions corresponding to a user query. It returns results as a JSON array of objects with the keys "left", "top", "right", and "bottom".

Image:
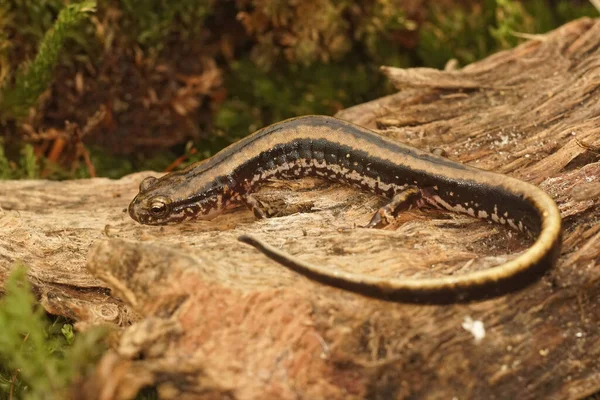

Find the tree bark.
[{"left": 1, "top": 17, "right": 600, "bottom": 400}]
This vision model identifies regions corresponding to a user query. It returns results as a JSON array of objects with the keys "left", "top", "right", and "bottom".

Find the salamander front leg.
[
  {"left": 242, "top": 194, "right": 277, "bottom": 219},
  {"left": 365, "top": 186, "right": 422, "bottom": 228}
]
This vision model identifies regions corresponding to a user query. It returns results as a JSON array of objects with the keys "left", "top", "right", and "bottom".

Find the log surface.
[{"left": 1, "top": 18, "right": 600, "bottom": 400}]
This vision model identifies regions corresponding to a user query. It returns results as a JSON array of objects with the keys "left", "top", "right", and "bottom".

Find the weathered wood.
[{"left": 1, "top": 17, "right": 600, "bottom": 400}]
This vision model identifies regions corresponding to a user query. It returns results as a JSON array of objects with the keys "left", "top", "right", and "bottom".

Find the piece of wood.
[{"left": 1, "top": 17, "right": 600, "bottom": 400}]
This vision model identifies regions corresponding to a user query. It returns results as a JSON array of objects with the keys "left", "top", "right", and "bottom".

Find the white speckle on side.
[
  {"left": 300, "top": 159, "right": 311, "bottom": 169},
  {"left": 462, "top": 316, "right": 485, "bottom": 342},
  {"left": 375, "top": 176, "right": 392, "bottom": 191},
  {"left": 499, "top": 217, "right": 506, "bottom": 224},
  {"left": 508, "top": 219, "right": 518, "bottom": 230},
  {"left": 478, "top": 210, "right": 489, "bottom": 219},
  {"left": 431, "top": 196, "right": 455, "bottom": 211},
  {"left": 518, "top": 221, "right": 524, "bottom": 231},
  {"left": 467, "top": 207, "right": 475, "bottom": 217},
  {"left": 453, "top": 204, "right": 468, "bottom": 214},
  {"left": 433, "top": 186, "right": 439, "bottom": 190},
  {"left": 346, "top": 169, "right": 363, "bottom": 182},
  {"left": 174, "top": 210, "right": 185, "bottom": 218},
  {"left": 491, "top": 213, "right": 499, "bottom": 223},
  {"left": 346, "top": 153, "right": 350, "bottom": 158},
  {"left": 310, "top": 159, "right": 321, "bottom": 168},
  {"left": 449, "top": 192, "right": 454, "bottom": 196},
  {"left": 504, "top": 211, "right": 509, "bottom": 218},
  {"left": 363, "top": 176, "right": 378, "bottom": 190}
]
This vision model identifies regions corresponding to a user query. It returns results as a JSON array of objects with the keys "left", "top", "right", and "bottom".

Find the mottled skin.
[{"left": 129, "top": 116, "right": 562, "bottom": 303}]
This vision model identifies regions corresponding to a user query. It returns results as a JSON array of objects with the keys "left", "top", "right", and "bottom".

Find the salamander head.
[{"left": 128, "top": 175, "right": 225, "bottom": 225}]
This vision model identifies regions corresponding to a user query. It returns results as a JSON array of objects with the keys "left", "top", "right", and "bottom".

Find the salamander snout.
[{"left": 128, "top": 194, "right": 172, "bottom": 225}]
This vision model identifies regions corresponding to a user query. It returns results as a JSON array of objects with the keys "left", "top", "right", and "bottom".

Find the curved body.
[{"left": 129, "top": 115, "right": 562, "bottom": 303}]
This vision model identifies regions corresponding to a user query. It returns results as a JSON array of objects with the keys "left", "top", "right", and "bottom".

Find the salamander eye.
[
  {"left": 139, "top": 176, "right": 158, "bottom": 192},
  {"left": 148, "top": 196, "right": 170, "bottom": 218}
]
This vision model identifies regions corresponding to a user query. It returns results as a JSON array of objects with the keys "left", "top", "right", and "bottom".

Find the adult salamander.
[{"left": 128, "top": 116, "right": 562, "bottom": 303}]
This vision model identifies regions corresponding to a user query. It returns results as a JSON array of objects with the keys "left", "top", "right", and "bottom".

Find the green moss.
[
  {"left": 417, "top": 0, "right": 597, "bottom": 69},
  {"left": 0, "top": 264, "right": 107, "bottom": 399},
  {"left": 354, "top": 0, "right": 417, "bottom": 66},
  {"left": 524, "top": 0, "right": 556, "bottom": 33},
  {"left": 85, "top": 145, "right": 180, "bottom": 178},
  {"left": 418, "top": 2, "right": 495, "bottom": 68},
  {"left": 0, "top": 139, "right": 41, "bottom": 179},
  {"left": 214, "top": 57, "right": 391, "bottom": 143},
  {"left": 120, "top": 0, "right": 213, "bottom": 51},
  {"left": 0, "top": 139, "right": 10, "bottom": 179},
  {"left": 0, "top": 1, "right": 96, "bottom": 120},
  {"left": 555, "top": 0, "right": 599, "bottom": 23},
  {"left": 19, "top": 144, "right": 39, "bottom": 179},
  {"left": 1, "top": 0, "right": 64, "bottom": 64},
  {"left": 490, "top": 0, "right": 535, "bottom": 48},
  {"left": 525, "top": 0, "right": 598, "bottom": 32}
]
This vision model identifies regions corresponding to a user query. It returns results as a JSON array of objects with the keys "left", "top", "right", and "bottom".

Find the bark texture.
[{"left": 1, "top": 17, "right": 600, "bottom": 400}]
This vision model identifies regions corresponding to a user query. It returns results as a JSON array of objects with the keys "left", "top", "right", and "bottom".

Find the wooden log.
[{"left": 1, "top": 17, "right": 600, "bottom": 400}]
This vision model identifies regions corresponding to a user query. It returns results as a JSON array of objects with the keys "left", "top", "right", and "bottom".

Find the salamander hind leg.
[{"left": 365, "top": 186, "right": 423, "bottom": 228}]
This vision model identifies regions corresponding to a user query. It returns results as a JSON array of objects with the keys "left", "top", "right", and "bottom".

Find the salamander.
[{"left": 128, "top": 115, "right": 562, "bottom": 303}]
